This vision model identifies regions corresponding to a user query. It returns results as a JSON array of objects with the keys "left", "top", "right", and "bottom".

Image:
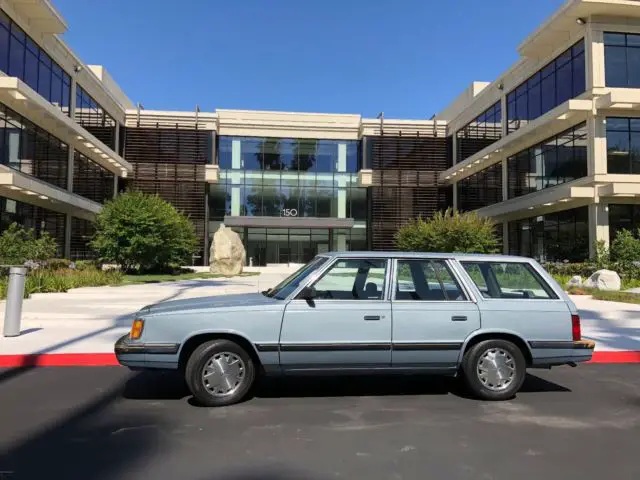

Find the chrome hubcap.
[
  {"left": 202, "top": 352, "right": 246, "bottom": 397},
  {"left": 477, "top": 348, "right": 516, "bottom": 392}
]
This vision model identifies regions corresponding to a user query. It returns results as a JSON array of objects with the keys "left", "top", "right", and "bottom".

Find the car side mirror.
[{"left": 299, "top": 286, "right": 317, "bottom": 300}]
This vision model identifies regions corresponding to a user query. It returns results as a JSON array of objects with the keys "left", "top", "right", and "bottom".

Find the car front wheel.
[
  {"left": 462, "top": 339, "right": 526, "bottom": 401},
  {"left": 185, "top": 339, "right": 256, "bottom": 407}
]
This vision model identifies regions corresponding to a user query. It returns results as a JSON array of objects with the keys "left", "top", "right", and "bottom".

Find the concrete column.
[
  {"left": 113, "top": 174, "right": 118, "bottom": 198},
  {"left": 114, "top": 122, "right": 120, "bottom": 155},
  {"left": 453, "top": 181, "right": 458, "bottom": 210},
  {"left": 587, "top": 114, "right": 608, "bottom": 176},
  {"left": 588, "top": 202, "right": 609, "bottom": 258},
  {"left": 501, "top": 159, "right": 508, "bottom": 201},
  {"left": 210, "top": 131, "right": 217, "bottom": 165},
  {"left": 64, "top": 214, "right": 71, "bottom": 259},
  {"left": 451, "top": 129, "right": 458, "bottom": 165},
  {"left": 230, "top": 139, "right": 242, "bottom": 217},
  {"left": 502, "top": 221, "right": 509, "bottom": 255},
  {"left": 586, "top": 25, "right": 605, "bottom": 90},
  {"left": 500, "top": 93, "right": 508, "bottom": 138}
]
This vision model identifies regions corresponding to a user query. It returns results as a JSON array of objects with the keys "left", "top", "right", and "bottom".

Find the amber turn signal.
[{"left": 130, "top": 319, "right": 144, "bottom": 340}]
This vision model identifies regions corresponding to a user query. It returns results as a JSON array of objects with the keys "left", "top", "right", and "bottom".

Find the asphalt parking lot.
[{"left": 0, "top": 365, "right": 638, "bottom": 480}]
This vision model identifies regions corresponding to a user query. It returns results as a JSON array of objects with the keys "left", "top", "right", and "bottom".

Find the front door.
[
  {"left": 391, "top": 258, "right": 481, "bottom": 369},
  {"left": 280, "top": 258, "right": 392, "bottom": 371}
]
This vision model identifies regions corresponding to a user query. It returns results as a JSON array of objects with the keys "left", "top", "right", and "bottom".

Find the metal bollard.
[{"left": 3, "top": 266, "right": 27, "bottom": 337}]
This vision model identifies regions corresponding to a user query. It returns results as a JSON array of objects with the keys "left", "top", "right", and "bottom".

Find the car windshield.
[{"left": 264, "top": 256, "right": 329, "bottom": 300}]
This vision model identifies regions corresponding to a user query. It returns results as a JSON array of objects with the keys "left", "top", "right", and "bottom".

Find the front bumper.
[{"left": 114, "top": 334, "right": 180, "bottom": 355}]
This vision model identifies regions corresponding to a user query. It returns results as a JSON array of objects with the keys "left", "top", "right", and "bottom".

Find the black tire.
[
  {"left": 461, "top": 339, "right": 526, "bottom": 401},
  {"left": 185, "top": 339, "right": 256, "bottom": 407}
]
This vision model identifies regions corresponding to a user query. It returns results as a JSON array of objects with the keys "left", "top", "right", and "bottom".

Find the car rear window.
[{"left": 461, "top": 261, "right": 557, "bottom": 299}]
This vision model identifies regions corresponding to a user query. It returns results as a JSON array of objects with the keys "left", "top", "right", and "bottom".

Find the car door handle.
[
  {"left": 451, "top": 316, "right": 467, "bottom": 322},
  {"left": 364, "top": 315, "right": 381, "bottom": 321}
]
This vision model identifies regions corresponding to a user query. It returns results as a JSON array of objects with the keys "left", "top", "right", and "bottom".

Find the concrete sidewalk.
[{"left": 0, "top": 271, "right": 638, "bottom": 364}]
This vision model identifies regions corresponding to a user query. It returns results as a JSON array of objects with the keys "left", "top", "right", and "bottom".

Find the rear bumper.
[{"left": 529, "top": 339, "right": 595, "bottom": 367}]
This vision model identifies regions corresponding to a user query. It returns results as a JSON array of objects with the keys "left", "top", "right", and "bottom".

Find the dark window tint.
[
  {"left": 606, "top": 117, "right": 640, "bottom": 174},
  {"left": 604, "top": 32, "right": 640, "bottom": 87},
  {"left": 312, "top": 258, "right": 387, "bottom": 300},
  {"left": 456, "top": 101, "right": 502, "bottom": 163},
  {"left": 395, "top": 259, "right": 466, "bottom": 301},
  {"left": 461, "top": 262, "right": 556, "bottom": 299},
  {"left": 0, "top": 9, "right": 70, "bottom": 114},
  {"left": 507, "top": 40, "right": 585, "bottom": 133}
]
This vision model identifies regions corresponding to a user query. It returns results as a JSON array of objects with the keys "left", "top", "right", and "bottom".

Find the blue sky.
[{"left": 55, "top": 0, "right": 565, "bottom": 119}]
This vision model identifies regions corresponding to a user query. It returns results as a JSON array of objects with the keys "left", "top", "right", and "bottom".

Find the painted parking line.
[{"left": 1, "top": 351, "right": 639, "bottom": 367}]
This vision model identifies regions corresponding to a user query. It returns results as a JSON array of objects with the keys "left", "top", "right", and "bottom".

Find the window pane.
[
  {"left": 627, "top": 47, "right": 640, "bottom": 87},
  {"left": 462, "top": 262, "right": 555, "bottom": 299},
  {"left": 0, "top": 25, "right": 10, "bottom": 73},
  {"left": 631, "top": 131, "right": 640, "bottom": 174},
  {"left": 313, "top": 258, "right": 387, "bottom": 300},
  {"left": 605, "top": 45, "right": 627, "bottom": 87},
  {"left": 8, "top": 35, "right": 24, "bottom": 78},
  {"left": 628, "top": 34, "right": 640, "bottom": 47},
  {"left": 395, "top": 260, "right": 464, "bottom": 301},
  {"left": 38, "top": 62, "right": 51, "bottom": 100},
  {"left": 556, "top": 62, "right": 572, "bottom": 104},
  {"left": 572, "top": 52, "right": 586, "bottom": 95},
  {"left": 541, "top": 73, "right": 556, "bottom": 114},
  {"left": 607, "top": 130, "right": 630, "bottom": 173},
  {"left": 24, "top": 49, "right": 38, "bottom": 90},
  {"left": 604, "top": 32, "right": 626, "bottom": 46}
]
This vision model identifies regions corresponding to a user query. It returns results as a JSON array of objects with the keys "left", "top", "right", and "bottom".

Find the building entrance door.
[{"left": 245, "top": 227, "right": 332, "bottom": 265}]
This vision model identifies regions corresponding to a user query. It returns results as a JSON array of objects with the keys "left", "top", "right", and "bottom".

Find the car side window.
[
  {"left": 312, "top": 259, "right": 387, "bottom": 300},
  {"left": 395, "top": 259, "right": 467, "bottom": 301},
  {"left": 461, "top": 261, "right": 557, "bottom": 300}
]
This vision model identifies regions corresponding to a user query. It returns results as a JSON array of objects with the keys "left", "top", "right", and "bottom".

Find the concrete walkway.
[{"left": 0, "top": 271, "right": 638, "bottom": 361}]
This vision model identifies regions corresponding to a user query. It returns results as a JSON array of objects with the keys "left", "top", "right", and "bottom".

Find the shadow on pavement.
[
  {"left": 122, "top": 370, "right": 571, "bottom": 404},
  {"left": 0, "top": 372, "right": 168, "bottom": 480}
]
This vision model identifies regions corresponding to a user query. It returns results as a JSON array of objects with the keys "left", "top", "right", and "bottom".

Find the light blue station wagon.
[{"left": 115, "top": 252, "right": 595, "bottom": 406}]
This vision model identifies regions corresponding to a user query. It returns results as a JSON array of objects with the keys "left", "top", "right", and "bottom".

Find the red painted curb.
[
  {"left": 0, "top": 353, "right": 119, "bottom": 367},
  {"left": 588, "top": 351, "right": 640, "bottom": 364},
  {"left": 0, "top": 351, "right": 638, "bottom": 367}
]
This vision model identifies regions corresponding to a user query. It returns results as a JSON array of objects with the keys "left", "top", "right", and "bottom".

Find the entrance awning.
[{"left": 223, "top": 216, "right": 355, "bottom": 229}]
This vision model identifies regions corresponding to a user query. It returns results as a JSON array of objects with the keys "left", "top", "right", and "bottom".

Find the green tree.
[
  {"left": 610, "top": 228, "right": 640, "bottom": 266},
  {"left": 0, "top": 223, "right": 58, "bottom": 265},
  {"left": 91, "top": 192, "right": 198, "bottom": 273},
  {"left": 395, "top": 208, "right": 499, "bottom": 254}
]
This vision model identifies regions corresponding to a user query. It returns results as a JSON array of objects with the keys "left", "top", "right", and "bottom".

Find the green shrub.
[
  {"left": 0, "top": 223, "right": 57, "bottom": 265},
  {"left": 91, "top": 192, "right": 198, "bottom": 273},
  {"left": 395, "top": 208, "right": 499, "bottom": 253},
  {"left": 45, "top": 258, "right": 72, "bottom": 270},
  {"left": 0, "top": 268, "right": 124, "bottom": 299},
  {"left": 74, "top": 259, "right": 100, "bottom": 271},
  {"left": 610, "top": 228, "right": 640, "bottom": 266}
]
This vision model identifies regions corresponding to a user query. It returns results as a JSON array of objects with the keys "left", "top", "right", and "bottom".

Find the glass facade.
[
  {"left": 0, "top": 10, "right": 71, "bottom": 115},
  {"left": 507, "top": 40, "right": 585, "bottom": 133},
  {"left": 508, "top": 207, "right": 589, "bottom": 262},
  {"left": 606, "top": 117, "right": 640, "bottom": 174},
  {"left": 604, "top": 32, "right": 640, "bottom": 88},
  {"left": 609, "top": 204, "right": 640, "bottom": 242},
  {"left": 0, "top": 102, "right": 69, "bottom": 189},
  {"left": 75, "top": 85, "right": 117, "bottom": 150},
  {"left": 507, "top": 122, "right": 587, "bottom": 199},
  {"left": 213, "top": 136, "right": 365, "bottom": 264},
  {"left": 457, "top": 162, "right": 503, "bottom": 211},
  {"left": 456, "top": 101, "right": 502, "bottom": 163},
  {"left": 0, "top": 195, "right": 66, "bottom": 256},
  {"left": 72, "top": 151, "right": 114, "bottom": 204}
]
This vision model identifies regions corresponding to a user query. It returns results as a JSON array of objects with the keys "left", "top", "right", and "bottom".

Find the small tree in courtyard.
[
  {"left": 91, "top": 192, "right": 198, "bottom": 273},
  {"left": 395, "top": 208, "right": 499, "bottom": 254},
  {"left": 0, "top": 223, "right": 57, "bottom": 265}
]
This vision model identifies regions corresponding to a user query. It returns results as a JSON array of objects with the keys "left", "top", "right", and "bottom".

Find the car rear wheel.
[
  {"left": 462, "top": 339, "right": 526, "bottom": 401},
  {"left": 185, "top": 339, "right": 256, "bottom": 407}
]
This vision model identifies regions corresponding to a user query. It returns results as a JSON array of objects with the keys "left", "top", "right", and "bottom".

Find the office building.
[{"left": 1, "top": 0, "right": 640, "bottom": 265}]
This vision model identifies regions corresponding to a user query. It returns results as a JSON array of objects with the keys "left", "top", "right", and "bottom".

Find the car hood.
[{"left": 141, "top": 292, "right": 282, "bottom": 316}]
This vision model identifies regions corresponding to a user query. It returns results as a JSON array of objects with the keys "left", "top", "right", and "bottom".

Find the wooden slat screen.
[
  {"left": 367, "top": 135, "right": 450, "bottom": 251},
  {"left": 70, "top": 217, "right": 96, "bottom": 260}
]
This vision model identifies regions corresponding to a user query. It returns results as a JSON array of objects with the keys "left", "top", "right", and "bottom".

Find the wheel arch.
[
  {"left": 459, "top": 329, "right": 533, "bottom": 367},
  {"left": 178, "top": 330, "right": 264, "bottom": 372}
]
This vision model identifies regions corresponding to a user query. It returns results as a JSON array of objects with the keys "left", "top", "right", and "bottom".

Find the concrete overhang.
[
  {"left": 216, "top": 109, "right": 361, "bottom": 140},
  {"left": 205, "top": 165, "right": 220, "bottom": 183},
  {"left": 519, "top": 0, "right": 640, "bottom": 58},
  {"left": 7, "top": 0, "right": 67, "bottom": 34},
  {"left": 595, "top": 88, "right": 640, "bottom": 110},
  {"left": 0, "top": 165, "right": 101, "bottom": 221},
  {"left": 439, "top": 99, "right": 593, "bottom": 184},
  {"left": 0, "top": 77, "right": 131, "bottom": 177},
  {"left": 474, "top": 180, "right": 595, "bottom": 222},
  {"left": 223, "top": 216, "right": 355, "bottom": 229}
]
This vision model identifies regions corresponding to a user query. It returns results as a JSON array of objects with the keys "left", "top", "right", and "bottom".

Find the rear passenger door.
[
  {"left": 459, "top": 261, "right": 573, "bottom": 353},
  {"left": 391, "top": 258, "right": 481, "bottom": 369}
]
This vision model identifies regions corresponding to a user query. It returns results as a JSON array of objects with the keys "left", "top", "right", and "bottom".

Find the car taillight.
[{"left": 571, "top": 314, "right": 581, "bottom": 341}]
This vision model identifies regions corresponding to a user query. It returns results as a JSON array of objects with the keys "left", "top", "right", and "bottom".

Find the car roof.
[{"left": 319, "top": 251, "right": 536, "bottom": 263}]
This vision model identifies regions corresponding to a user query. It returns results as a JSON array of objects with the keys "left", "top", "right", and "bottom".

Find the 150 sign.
[{"left": 281, "top": 208, "right": 298, "bottom": 217}]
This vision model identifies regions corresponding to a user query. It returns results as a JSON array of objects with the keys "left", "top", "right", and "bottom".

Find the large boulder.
[
  {"left": 210, "top": 224, "right": 246, "bottom": 276},
  {"left": 583, "top": 269, "right": 621, "bottom": 291},
  {"left": 565, "top": 275, "right": 583, "bottom": 288}
]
